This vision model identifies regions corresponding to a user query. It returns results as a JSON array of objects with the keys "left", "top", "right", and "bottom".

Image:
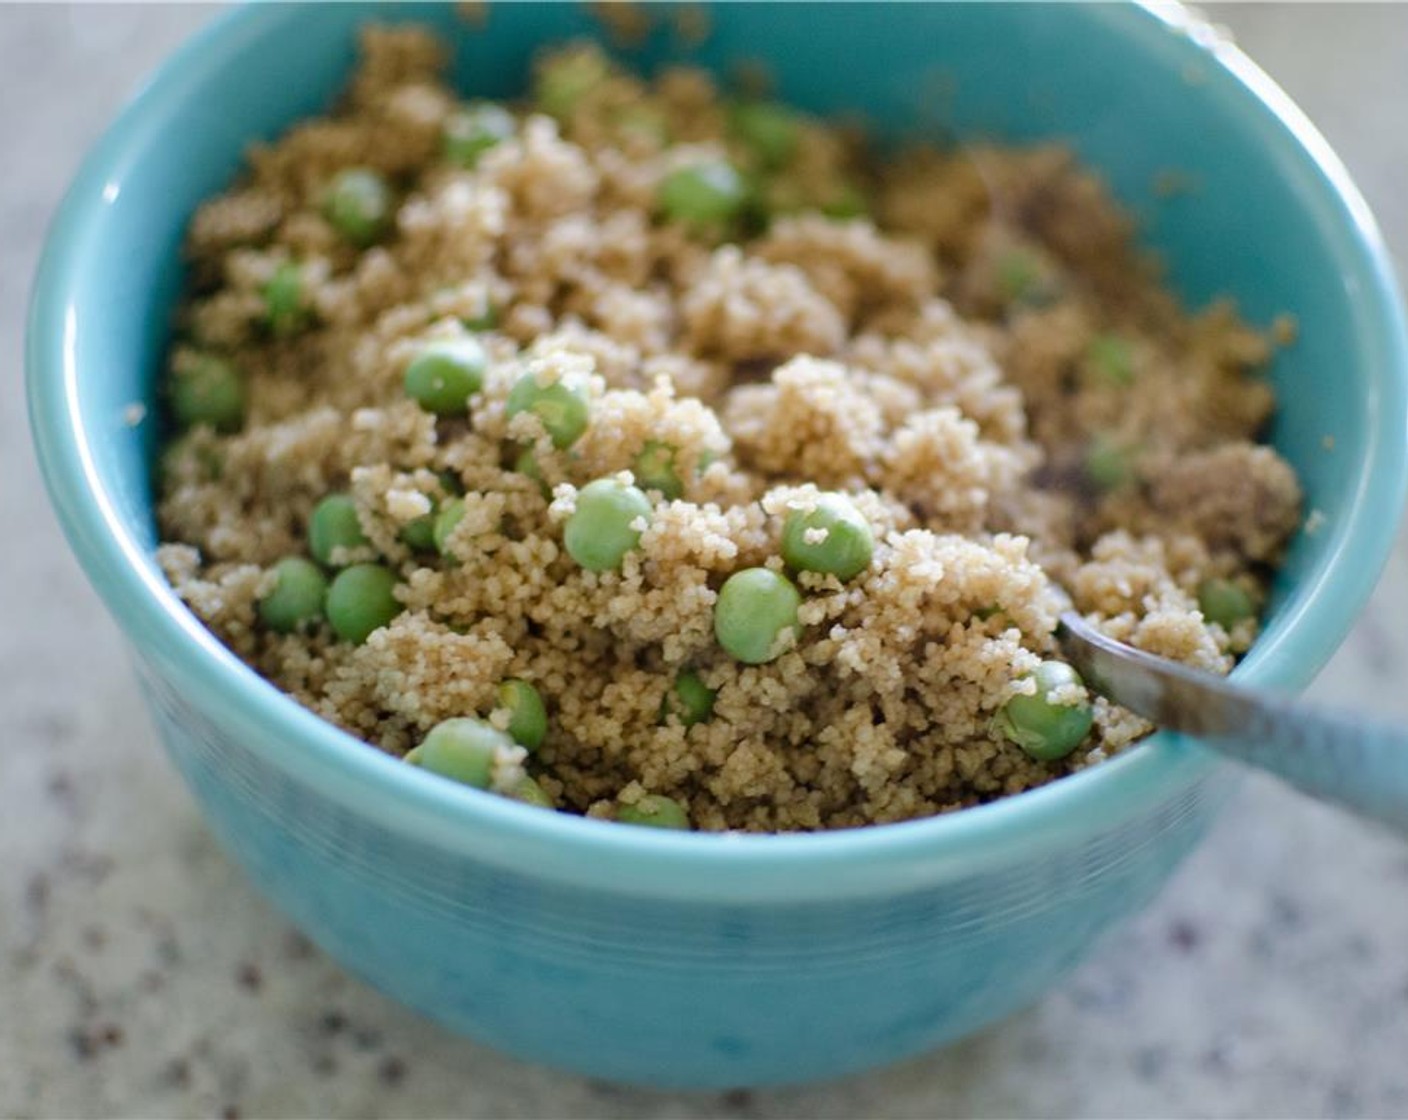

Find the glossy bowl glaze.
[{"left": 27, "top": 1, "right": 1408, "bottom": 1089}]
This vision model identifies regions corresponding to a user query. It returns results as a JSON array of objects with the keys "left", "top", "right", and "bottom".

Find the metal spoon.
[{"left": 1056, "top": 611, "right": 1408, "bottom": 834}]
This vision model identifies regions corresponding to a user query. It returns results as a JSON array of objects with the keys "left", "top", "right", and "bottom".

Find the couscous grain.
[{"left": 156, "top": 27, "right": 1302, "bottom": 831}]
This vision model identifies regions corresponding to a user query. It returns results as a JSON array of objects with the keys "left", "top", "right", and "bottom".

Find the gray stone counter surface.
[{"left": 4, "top": 5, "right": 1407, "bottom": 1117}]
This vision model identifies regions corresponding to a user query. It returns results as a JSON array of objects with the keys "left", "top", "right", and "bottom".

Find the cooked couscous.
[{"left": 156, "top": 26, "right": 1302, "bottom": 832}]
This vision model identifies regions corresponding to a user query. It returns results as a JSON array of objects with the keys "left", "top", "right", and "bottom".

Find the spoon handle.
[{"left": 1057, "top": 611, "right": 1408, "bottom": 834}]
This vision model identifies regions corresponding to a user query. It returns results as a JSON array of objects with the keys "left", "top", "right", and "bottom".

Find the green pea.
[
  {"left": 506, "top": 775, "right": 555, "bottom": 809},
  {"left": 405, "top": 717, "right": 513, "bottom": 790},
  {"left": 257, "top": 557, "right": 328, "bottom": 633},
  {"left": 443, "top": 102, "right": 515, "bottom": 168},
  {"left": 820, "top": 182, "right": 868, "bottom": 221},
  {"left": 400, "top": 510, "right": 438, "bottom": 552},
  {"left": 505, "top": 372, "right": 590, "bottom": 449},
  {"left": 729, "top": 101, "right": 800, "bottom": 170},
  {"left": 1084, "top": 435, "right": 1138, "bottom": 492},
  {"left": 438, "top": 470, "right": 465, "bottom": 496},
  {"left": 169, "top": 354, "right": 245, "bottom": 434},
  {"left": 659, "top": 159, "right": 747, "bottom": 230},
  {"left": 995, "top": 660, "right": 1094, "bottom": 762},
  {"left": 1086, "top": 333, "right": 1136, "bottom": 386},
  {"left": 433, "top": 497, "right": 467, "bottom": 555},
  {"left": 714, "top": 568, "right": 802, "bottom": 664},
  {"left": 262, "top": 261, "right": 311, "bottom": 337},
  {"left": 462, "top": 302, "right": 499, "bottom": 332},
  {"left": 633, "top": 441, "right": 684, "bottom": 500},
  {"left": 534, "top": 49, "right": 609, "bottom": 118},
  {"left": 325, "top": 563, "right": 403, "bottom": 644},
  {"left": 498, "top": 679, "right": 547, "bottom": 751},
  {"left": 324, "top": 167, "right": 392, "bottom": 247},
  {"left": 564, "top": 479, "right": 652, "bottom": 572},
  {"left": 308, "top": 493, "right": 370, "bottom": 567},
  {"left": 1198, "top": 578, "right": 1256, "bottom": 630},
  {"left": 615, "top": 104, "right": 672, "bottom": 145},
  {"left": 995, "top": 247, "right": 1057, "bottom": 307},
  {"left": 403, "top": 337, "right": 486, "bottom": 415},
  {"left": 780, "top": 494, "right": 874, "bottom": 581},
  {"left": 161, "top": 434, "right": 224, "bottom": 483},
  {"left": 661, "top": 670, "right": 716, "bottom": 727},
  {"left": 618, "top": 793, "right": 690, "bottom": 830},
  {"left": 513, "top": 446, "right": 550, "bottom": 497}
]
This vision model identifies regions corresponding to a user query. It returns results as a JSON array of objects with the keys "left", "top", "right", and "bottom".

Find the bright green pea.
[
  {"left": 169, "top": 354, "right": 245, "bottom": 434},
  {"left": 633, "top": 441, "right": 684, "bottom": 500},
  {"left": 405, "top": 717, "right": 513, "bottom": 790},
  {"left": 505, "top": 373, "right": 590, "bottom": 449},
  {"left": 780, "top": 494, "right": 874, "bottom": 581},
  {"left": 1084, "top": 435, "right": 1138, "bottom": 492},
  {"left": 506, "top": 775, "right": 556, "bottom": 809},
  {"left": 433, "top": 497, "right": 467, "bottom": 555},
  {"left": 658, "top": 159, "right": 748, "bottom": 230},
  {"left": 262, "top": 261, "right": 311, "bottom": 337},
  {"left": 498, "top": 679, "right": 547, "bottom": 751},
  {"left": 661, "top": 670, "right": 715, "bottom": 727},
  {"left": 399, "top": 510, "right": 438, "bottom": 552},
  {"left": 324, "top": 167, "right": 392, "bottom": 246},
  {"left": 714, "top": 568, "right": 802, "bottom": 664},
  {"left": 729, "top": 101, "right": 800, "bottom": 170},
  {"left": 308, "top": 494, "right": 370, "bottom": 567},
  {"left": 1198, "top": 578, "right": 1256, "bottom": 630},
  {"left": 1086, "top": 333, "right": 1136, "bottom": 386},
  {"left": 995, "top": 660, "right": 1094, "bottom": 762},
  {"left": 534, "top": 49, "right": 609, "bottom": 118},
  {"left": 403, "top": 337, "right": 486, "bottom": 416},
  {"left": 618, "top": 793, "right": 690, "bottom": 830},
  {"left": 443, "top": 102, "right": 515, "bottom": 168},
  {"left": 325, "top": 563, "right": 403, "bottom": 644},
  {"left": 564, "top": 479, "right": 652, "bottom": 572},
  {"left": 257, "top": 557, "right": 328, "bottom": 633}
]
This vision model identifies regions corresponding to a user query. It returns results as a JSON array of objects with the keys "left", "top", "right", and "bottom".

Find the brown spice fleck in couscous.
[{"left": 155, "top": 27, "right": 1302, "bottom": 832}]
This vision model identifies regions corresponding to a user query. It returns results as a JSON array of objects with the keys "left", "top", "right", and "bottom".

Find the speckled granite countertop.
[{"left": 4, "top": 5, "right": 1408, "bottom": 1117}]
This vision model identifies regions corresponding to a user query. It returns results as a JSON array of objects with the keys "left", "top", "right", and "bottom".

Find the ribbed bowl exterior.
[{"left": 141, "top": 656, "right": 1223, "bottom": 1087}]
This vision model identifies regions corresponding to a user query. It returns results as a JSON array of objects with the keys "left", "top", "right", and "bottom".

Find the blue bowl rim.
[{"left": 26, "top": 2, "right": 1408, "bottom": 903}]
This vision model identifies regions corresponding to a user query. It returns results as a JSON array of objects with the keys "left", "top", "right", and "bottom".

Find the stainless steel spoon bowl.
[{"left": 1058, "top": 611, "right": 1408, "bottom": 834}]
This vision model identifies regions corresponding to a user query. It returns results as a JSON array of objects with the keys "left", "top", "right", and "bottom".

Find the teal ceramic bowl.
[{"left": 27, "top": 1, "right": 1408, "bottom": 1089}]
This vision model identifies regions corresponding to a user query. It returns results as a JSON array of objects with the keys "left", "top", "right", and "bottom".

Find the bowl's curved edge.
[
  {"left": 26, "top": 1, "right": 1408, "bottom": 906},
  {"left": 1130, "top": 1, "right": 1408, "bottom": 688}
]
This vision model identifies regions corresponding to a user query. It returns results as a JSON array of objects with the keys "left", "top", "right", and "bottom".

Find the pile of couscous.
[{"left": 156, "top": 26, "right": 1302, "bottom": 831}]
